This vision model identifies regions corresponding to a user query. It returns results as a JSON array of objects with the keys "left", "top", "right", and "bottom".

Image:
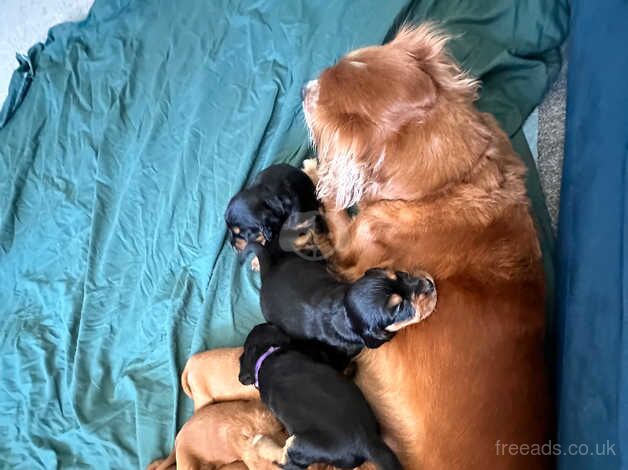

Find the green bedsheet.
[{"left": 0, "top": 0, "right": 567, "bottom": 467}]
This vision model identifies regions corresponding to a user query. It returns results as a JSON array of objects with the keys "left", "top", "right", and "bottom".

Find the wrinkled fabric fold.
[{"left": 0, "top": 0, "right": 566, "bottom": 467}]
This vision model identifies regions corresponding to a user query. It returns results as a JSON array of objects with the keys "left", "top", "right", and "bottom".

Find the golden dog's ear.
[
  {"left": 377, "top": 73, "right": 437, "bottom": 128},
  {"left": 391, "top": 23, "right": 451, "bottom": 64},
  {"left": 390, "top": 23, "right": 479, "bottom": 101}
]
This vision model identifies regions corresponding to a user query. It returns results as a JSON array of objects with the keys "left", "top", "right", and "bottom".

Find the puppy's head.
[
  {"left": 302, "top": 23, "right": 482, "bottom": 209},
  {"left": 225, "top": 189, "right": 293, "bottom": 252},
  {"left": 344, "top": 268, "right": 437, "bottom": 348},
  {"left": 239, "top": 323, "right": 291, "bottom": 386}
]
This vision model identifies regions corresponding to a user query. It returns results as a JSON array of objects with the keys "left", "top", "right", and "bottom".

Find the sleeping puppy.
[
  {"left": 239, "top": 323, "right": 402, "bottom": 470},
  {"left": 224, "top": 163, "right": 320, "bottom": 252},
  {"left": 181, "top": 347, "right": 259, "bottom": 411},
  {"left": 246, "top": 238, "right": 437, "bottom": 364},
  {"left": 146, "top": 399, "right": 285, "bottom": 470},
  {"left": 150, "top": 347, "right": 377, "bottom": 470}
]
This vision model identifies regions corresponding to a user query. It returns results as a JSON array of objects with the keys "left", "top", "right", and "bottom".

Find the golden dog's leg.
[
  {"left": 320, "top": 205, "right": 353, "bottom": 260},
  {"left": 322, "top": 206, "right": 386, "bottom": 281}
]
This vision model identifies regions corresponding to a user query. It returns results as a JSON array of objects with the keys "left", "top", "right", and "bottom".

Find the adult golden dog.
[{"left": 302, "top": 24, "right": 551, "bottom": 469}]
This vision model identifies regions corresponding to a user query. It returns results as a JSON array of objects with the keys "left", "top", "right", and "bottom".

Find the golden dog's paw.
[
  {"left": 250, "top": 256, "right": 260, "bottom": 272},
  {"left": 301, "top": 158, "right": 319, "bottom": 185}
]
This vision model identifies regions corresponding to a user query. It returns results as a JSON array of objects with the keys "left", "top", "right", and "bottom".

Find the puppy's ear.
[
  {"left": 264, "top": 193, "right": 293, "bottom": 220},
  {"left": 260, "top": 193, "right": 293, "bottom": 239},
  {"left": 361, "top": 329, "right": 393, "bottom": 349},
  {"left": 238, "top": 346, "right": 257, "bottom": 385}
]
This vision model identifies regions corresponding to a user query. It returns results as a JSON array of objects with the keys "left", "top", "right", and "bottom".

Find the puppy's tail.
[{"left": 367, "top": 441, "right": 403, "bottom": 470}]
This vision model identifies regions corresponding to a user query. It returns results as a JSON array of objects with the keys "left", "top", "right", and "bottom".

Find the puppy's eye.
[{"left": 386, "top": 293, "right": 403, "bottom": 310}]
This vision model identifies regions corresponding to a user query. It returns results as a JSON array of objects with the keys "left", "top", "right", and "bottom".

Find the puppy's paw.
[
  {"left": 146, "top": 454, "right": 176, "bottom": 470},
  {"left": 145, "top": 460, "right": 164, "bottom": 470},
  {"left": 342, "top": 361, "right": 358, "bottom": 378},
  {"left": 252, "top": 435, "right": 286, "bottom": 463},
  {"left": 250, "top": 256, "right": 260, "bottom": 272},
  {"left": 301, "top": 158, "right": 319, "bottom": 185}
]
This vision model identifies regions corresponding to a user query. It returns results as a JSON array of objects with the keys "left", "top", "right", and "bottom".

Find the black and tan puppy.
[
  {"left": 246, "top": 237, "right": 437, "bottom": 365},
  {"left": 225, "top": 164, "right": 320, "bottom": 252},
  {"left": 239, "top": 323, "right": 403, "bottom": 470}
]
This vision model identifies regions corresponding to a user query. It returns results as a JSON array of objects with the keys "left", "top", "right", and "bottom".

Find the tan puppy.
[
  {"left": 181, "top": 347, "right": 259, "bottom": 411},
  {"left": 148, "top": 348, "right": 273, "bottom": 470},
  {"left": 147, "top": 400, "right": 285, "bottom": 470},
  {"left": 151, "top": 348, "right": 378, "bottom": 470}
]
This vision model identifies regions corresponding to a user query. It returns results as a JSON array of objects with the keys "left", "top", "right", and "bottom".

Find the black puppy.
[
  {"left": 246, "top": 237, "right": 437, "bottom": 364},
  {"left": 224, "top": 164, "right": 319, "bottom": 252},
  {"left": 239, "top": 323, "right": 403, "bottom": 470}
]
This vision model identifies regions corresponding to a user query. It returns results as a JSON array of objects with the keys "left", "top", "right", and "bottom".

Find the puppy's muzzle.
[
  {"left": 397, "top": 271, "right": 435, "bottom": 295},
  {"left": 386, "top": 271, "right": 437, "bottom": 332},
  {"left": 228, "top": 230, "right": 247, "bottom": 252}
]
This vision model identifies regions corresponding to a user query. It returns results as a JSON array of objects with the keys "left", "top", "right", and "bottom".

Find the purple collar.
[{"left": 254, "top": 346, "right": 280, "bottom": 389}]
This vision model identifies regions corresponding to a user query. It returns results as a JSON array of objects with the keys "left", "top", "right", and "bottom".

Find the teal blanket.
[{"left": 0, "top": 0, "right": 567, "bottom": 467}]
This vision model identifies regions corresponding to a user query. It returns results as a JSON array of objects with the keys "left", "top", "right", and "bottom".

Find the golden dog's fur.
[{"left": 303, "top": 24, "right": 551, "bottom": 469}]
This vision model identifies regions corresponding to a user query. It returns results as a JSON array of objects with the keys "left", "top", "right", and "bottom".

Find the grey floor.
[
  {"left": 0, "top": 0, "right": 93, "bottom": 104},
  {"left": 538, "top": 66, "right": 567, "bottom": 231},
  {"left": 0, "top": 1, "right": 566, "bottom": 230}
]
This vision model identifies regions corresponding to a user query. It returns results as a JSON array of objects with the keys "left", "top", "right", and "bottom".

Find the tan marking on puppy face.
[
  {"left": 384, "top": 270, "right": 397, "bottom": 280},
  {"left": 386, "top": 293, "right": 403, "bottom": 309},
  {"left": 234, "top": 237, "right": 247, "bottom": 251},
  {"left": 255, "top": 232, "right": 267, "bottom": 246},
  {"left": 232, "top": 226, "right": 241, "bottom": 235}
]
